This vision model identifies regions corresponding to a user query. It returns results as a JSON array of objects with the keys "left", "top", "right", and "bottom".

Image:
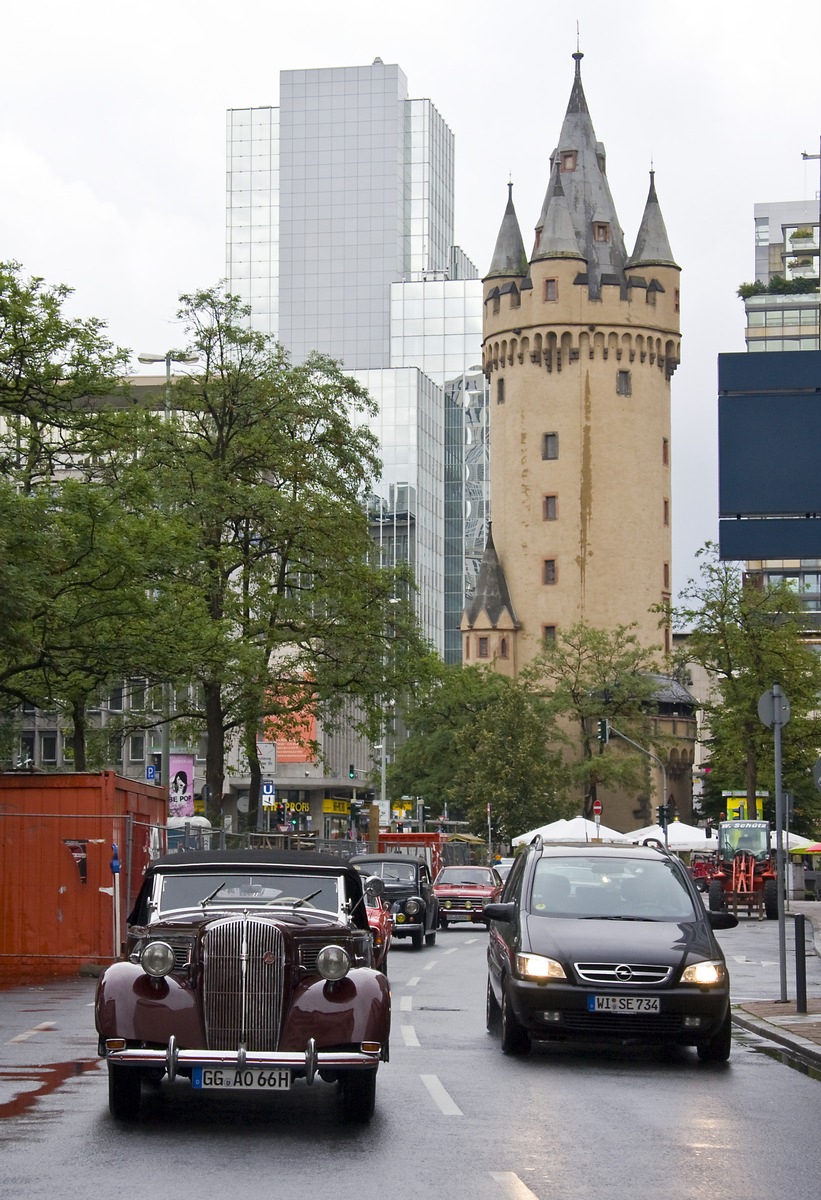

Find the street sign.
[
  {"left": 758, "top": 688, "right": 790, "bottom": 730},
  {"left": 592, "top": 799, "right": 602, "bottom": 816},
  {"left": 261, "top": 779, "right": 276, "bottom": 810},
  {"left": 145, "top": 765, "right": 156, "bottom": 781}
]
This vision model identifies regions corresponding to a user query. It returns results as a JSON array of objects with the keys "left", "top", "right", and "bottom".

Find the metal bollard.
[{"left": 794, "top": 913, "right": 807, "bottom": 1014}]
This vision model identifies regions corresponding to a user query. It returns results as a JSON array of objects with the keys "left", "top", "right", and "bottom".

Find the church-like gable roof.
[{"left": 465, "top": 526, "right": 519, "bottom": 628}]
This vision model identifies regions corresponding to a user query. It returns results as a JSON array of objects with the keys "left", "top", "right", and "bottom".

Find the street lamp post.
[
  {"left": 800, "top": 138, "right": 821, "bottom": 350},
  {"left": 136, "top": 350, "right": 198, "bottom": 793}
]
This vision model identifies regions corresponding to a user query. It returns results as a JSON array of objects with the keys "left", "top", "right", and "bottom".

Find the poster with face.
[{"left": 168, "top": 754, "right": 195, "bottom": 818}]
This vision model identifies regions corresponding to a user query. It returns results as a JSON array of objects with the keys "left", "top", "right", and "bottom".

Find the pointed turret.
[
  {"left": 486, "top": 183, "right": 528, "bottom": 279},
  {"left": 465, "top": 525, "right": 518, "bottom": 628},
  {"left": 534, "top": 51, "right": 627, "bottom": 295},
  {"left": 532, "top": 167, "right": 586, "bottom": 262},
  {"left": 626, "top": 171, "right": 679, "bottom": 269}
]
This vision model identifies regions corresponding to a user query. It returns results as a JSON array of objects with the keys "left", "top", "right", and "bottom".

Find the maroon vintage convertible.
[{"left": 95, "top": 849, "right": 391, "bottom": 1123}]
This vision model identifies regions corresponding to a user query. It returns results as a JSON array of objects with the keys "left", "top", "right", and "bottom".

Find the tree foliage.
[
  {"left": 112, "top": 285, "right": 431, "bottom": 821},
  {"left": 668, "top": 544, "right": 821, "bottom": 835},
  {"left": 521, "top": 623, "right": 663, "bottom": 818}
]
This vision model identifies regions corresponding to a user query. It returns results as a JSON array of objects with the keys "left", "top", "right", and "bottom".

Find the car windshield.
[
  {"left": 361, "top": 861, "right": 417, "bottom": 883},
  {"left": 155, "top": 872, "right": 342, "bottom": 916},
  {"left": 437, "top": 868, "right": 495, "bottom": 885},
  {"left": 529, "top": 856, "right": 697, "bottom": 921}
]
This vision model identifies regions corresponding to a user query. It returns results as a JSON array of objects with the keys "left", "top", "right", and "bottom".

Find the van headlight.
[
  {"left": 682, "top": 960, "right": 725, "bottom": 986},
  {"left": 516, "top": 953, "right": 566, "bottom": 980}
]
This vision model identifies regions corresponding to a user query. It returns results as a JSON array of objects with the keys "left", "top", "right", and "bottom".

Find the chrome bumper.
[{"left": 105, "top": 1035, "right": 380, "bottom": 1084}]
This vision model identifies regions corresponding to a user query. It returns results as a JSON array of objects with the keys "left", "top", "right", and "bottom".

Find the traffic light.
[
  {"left": 348, "top": 764, "right": 356, "bottom": 779},
  {"left": 597, "top": 719, "right": 610, "bottom": 745},
  {"left": 657, "top": 804, "right": 668, "bottom": 831}
]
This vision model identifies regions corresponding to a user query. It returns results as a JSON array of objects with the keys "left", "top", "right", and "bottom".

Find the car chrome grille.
[
  {"left": 203, "top": 918, "right": 284, "bottom": 1052},
  {"left": 574, "top": 962, "right": 673, "bottom": 986}
]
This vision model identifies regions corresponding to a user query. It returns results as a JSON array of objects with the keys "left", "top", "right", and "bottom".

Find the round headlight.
[
  {"left": 405, "top": 898, "right": 421, "bottom": 916},
  {"left": 141, "top": 941, "right": 175, "bottom": 978},
  {"left": 316, "top": 944, "right": 350, "bottom": 981}
]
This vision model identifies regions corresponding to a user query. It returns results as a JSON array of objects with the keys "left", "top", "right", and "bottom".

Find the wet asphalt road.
[{"left": 1, "top": 915, "right": 820, "bottom": 1200}]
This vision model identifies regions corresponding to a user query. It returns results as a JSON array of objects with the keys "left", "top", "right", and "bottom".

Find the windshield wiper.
[{"left": 200, "top": 881, "right": 226, "bottom": 906}]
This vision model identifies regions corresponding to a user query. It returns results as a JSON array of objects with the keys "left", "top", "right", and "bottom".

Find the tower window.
[
  {"left": 464, "top": 638, "right": 470, "bottom": 660},
  {"left": 646, "top": 289, "right": 657, "bottom": 306},
  {"left": 543, "top": 625, "right": 556, "bottom": 642},
  {"left": 674, "top": 289, "right": 680, "bottom": 313},
  {"left": 542, "top": 432, "right": 559, "bottom": 460},
  {"left": 560, "top": 151, "right": 577, "bottom": 172},
  {"left": 662, "top": 437, "right": 669, "bottom": 465},
  {"left": 500, "top": 638, "right": 509, "bottom": 659},
  {"left": 663, "top": 562, "right": 670, "bottom": 590},
  {"left": 543, "top": 559, "right": 557, "bottom": 585},
  {"left": 544, "top": 278, "right": 558, "bottom": 302},
  {"left": 616, "top": 370, "right": 632, "bottom": 396},
  {"left": 478, "top": 636, "right": 489, "bottom": 658},
  {"left": 496, "top": 377, "right": 505, "bottom": 405},
  {"left": 543, "top": 494, "right": 558, "bottom": 520},
  {"left": 594, "top": 223, "right": 610, "bottom": 243},
  {"left": 663, "top": 498, "right": 670, "bottom": 526}
]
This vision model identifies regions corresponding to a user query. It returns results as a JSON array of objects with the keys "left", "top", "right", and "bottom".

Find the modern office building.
[
  {"left": 224, "top": 59, "right": 489, "bottom": 826},
  {"left": 742, "top": 199, "right": 820, "bottom": 353},
  {"left": 226, "top": 60, "right": 488, "bottom": 662},
  {"left": 739, "top": 196, "right": 821, "bottom": 618}
]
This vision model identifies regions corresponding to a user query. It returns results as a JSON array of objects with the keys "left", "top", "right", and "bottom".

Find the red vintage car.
[
  {"left": 434, "top": 864, "right": 504, "bottom": 928},
  {"left": 95, "top": 849, "right": 390, "bottom": 1124},
  {"left": 362, "top": 878, "right": 393, "bottom": 973}
]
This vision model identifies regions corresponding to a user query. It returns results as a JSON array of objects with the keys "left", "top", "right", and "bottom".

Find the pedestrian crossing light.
[
  {"left": 657, "top": 804, "right": 668, "bottom": 831},
  {"left": 597, "top": 719, "right": 610, "bottom": 745}
]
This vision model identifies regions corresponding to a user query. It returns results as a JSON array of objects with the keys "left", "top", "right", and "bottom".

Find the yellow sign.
[{"left": 323, "top": 799, "right": 350, "bottom": 815}]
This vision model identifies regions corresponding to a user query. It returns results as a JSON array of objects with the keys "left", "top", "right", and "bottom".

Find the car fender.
[
  {"left": 95, "top": 962, "right": 205, "bottom": 1047},
  {"left": 282, "top": 968, "right": 391, "bottom": 1050}
]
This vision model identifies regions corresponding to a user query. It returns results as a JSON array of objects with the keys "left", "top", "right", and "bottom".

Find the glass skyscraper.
[{"left": 226, "top": 59, "right": 488, "bottom": 659}]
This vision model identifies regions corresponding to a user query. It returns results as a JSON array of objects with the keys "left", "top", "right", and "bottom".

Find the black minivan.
[{"left": 485, "top": 840, "right": 738, "bottom": 1060}]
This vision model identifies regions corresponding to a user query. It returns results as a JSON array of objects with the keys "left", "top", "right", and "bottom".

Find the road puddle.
[{"left": 0, "top": 1059, "right": 101, "bottom": 1120}]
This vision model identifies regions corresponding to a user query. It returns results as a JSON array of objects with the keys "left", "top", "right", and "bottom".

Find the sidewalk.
[{"left": 732, "top": 900, "right": 821, "bottom": 1067}]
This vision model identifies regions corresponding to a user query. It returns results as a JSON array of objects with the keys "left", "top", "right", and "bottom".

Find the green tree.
[
  {"left": 450, "top": 681, "right": 571, "bottom": 843},
  {"left": 123, "top": 284, "right": 430, "bottom": 823},
  {"left": 388, "top": 663, "right": 571, "bottom": 840},
  {"left": 521, "top": 622, "right": 663, "bottom": 819},
  {"left": 669, "top": 544, "right": 821, "bottom": 834},
  {"left": 0, "top": 261, "right": 127, "bottom": 494}
]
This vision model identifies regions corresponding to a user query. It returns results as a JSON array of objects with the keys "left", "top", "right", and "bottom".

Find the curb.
[{"left": 732, "top": 1007, "right": 821, "bottom": 1069}]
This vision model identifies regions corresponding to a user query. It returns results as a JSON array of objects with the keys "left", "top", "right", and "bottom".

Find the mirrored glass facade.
[{"left": 225, "top": 61, "right": 488, "bottom": 658}]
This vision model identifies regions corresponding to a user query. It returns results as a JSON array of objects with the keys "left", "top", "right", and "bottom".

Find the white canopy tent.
[
  {"left": 626, "top": 820, "right": 714, "bottom": 852},
  {"left": 512, "top": 816, "right": 629, "bottom": 847}
]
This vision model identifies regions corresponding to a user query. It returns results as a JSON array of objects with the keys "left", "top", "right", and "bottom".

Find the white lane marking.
[
  {"left": 6, "top": 1021, "right": 58, "bottom": 1044},
  {"left": 421, "top": 1073, "right": 463, "bottom": 1116},
  {"left": 424, "top": 959, "right": 438, "bottom": 971},
  {"left": 490, "top": 1172, "right": 540, "bottom": 1198},
  {"left": 407, "top": 976, "right": 421, "bottom": 987},
  {"left": 465, "top": 938, "right": 479, "bottom": 944},
  {"left": 443, "top": 947, "right": 458, "bottom": 955},
  {"left": 400, "top": 995, "right": 413, "bottom": 1012},
  {"left": 401, "top": 1025, "right": 420, "bottom": 1047}
]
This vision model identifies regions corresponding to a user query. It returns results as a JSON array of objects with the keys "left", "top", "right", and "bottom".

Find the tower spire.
[
  {"left": 486, "top": 182, "right": 528, "bottom": 278},
  {"left": 626, "top": 169, "right": 679, "bottom": 269}
]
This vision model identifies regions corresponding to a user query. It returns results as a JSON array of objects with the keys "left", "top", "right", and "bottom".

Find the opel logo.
[{"left": 615, "top": 963, "right": 633, "bottom": 981}]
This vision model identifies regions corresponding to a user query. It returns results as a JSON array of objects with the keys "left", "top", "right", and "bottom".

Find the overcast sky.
[{"left": 2, "top": 0, "right": 820, "bottom": 601}]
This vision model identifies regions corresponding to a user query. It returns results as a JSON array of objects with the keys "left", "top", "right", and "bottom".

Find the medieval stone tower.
[{"left": 463, "top": 51, "right": 680, "bottom": 673}]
